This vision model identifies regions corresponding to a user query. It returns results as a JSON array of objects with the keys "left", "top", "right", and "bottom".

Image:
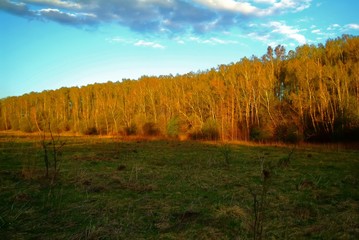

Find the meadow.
[{"left": 0, "top": 134, "right": 358, "bottom": 239}]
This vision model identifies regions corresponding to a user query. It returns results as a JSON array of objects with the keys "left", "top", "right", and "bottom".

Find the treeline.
[{"left": 1, "top": 35, "right": 359, "bottom": 142}]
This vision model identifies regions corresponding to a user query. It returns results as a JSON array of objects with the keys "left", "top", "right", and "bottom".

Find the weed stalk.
[
  {"left": 250, "top": 154, "right": 272, "bottom": 240},
  {"left": 40, "top": 123, "right": 66, "bottom": 181}
]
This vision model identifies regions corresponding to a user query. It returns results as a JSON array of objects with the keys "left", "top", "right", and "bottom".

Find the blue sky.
[{"left": 1, "top": 0, "right": 358, "bottom": 98}]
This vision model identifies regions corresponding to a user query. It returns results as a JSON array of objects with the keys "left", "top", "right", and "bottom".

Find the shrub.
[
  {"left": 202, "top": 129, "right": 219, "bottom": 140},
  {"left": 9, "top": 118, "right": 20, "bottom": 130},
  {"left": 190, "top": 118, "right": 219, "bottom": 140},
  {"left": 274, "top": 123, "right": 301, "bottom": 143},
  {"left": 250, "top": 126, "right": 272, "bottom": 142},
  {"left": 167, "top": 117, "right": 180, "bottom": 138},
  {"left": 59, "top": 121, "right": 71, "bottom": 132},
  {"left": 124, "top": 123, "right": 137, "bottom": 136},
  {"left": 84, "top": 127, "right": 98, "bottom": 135},
  {"left": 48, "top": 120, "right": 70, "bottom": 133},
  {"left": 19, "top": 118, "right": 33, "bottom": 133},
  {"left": 142, "top": 122, "right": 160, "bottom": 136}
]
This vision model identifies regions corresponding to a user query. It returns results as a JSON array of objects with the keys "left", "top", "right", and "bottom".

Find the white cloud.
[
  {"left": 24, "top": 0, "right": 81, "bottom": 9},
  {"left": 38, "top": 8, "right": 76, "bottom": 19},
  {"left": 188, "top": 36, "right": 238, "bottom": 45},
  {"left": 293, "top": 0, "right": 311, "bottom": 11},
  {"left": 247, "top": 32, "right": 271, "bottom": 42},
  {"left": 36, "top": 7, "right": 97, "bottom": 25},
  {"left": 39, "top": 8, "right": 73, "bottom": 15},
  {"left": 193, "top": 0, "right": 259, "bottom": 15},
  {"left": 327, "top": 24, "right": 340, "bottom": 30},
  {"left": 253, "top": 0, "right": 276, "bottom": 4},
  {"left": 191, "top": 0, "right": 311, "bottom": 16},
  {"left": 311, "top": 29, "right": 321, "bottom": 34},
  {"left": 134, "top": 40, "right": 165, "bottom": 49},
  {"left": 173, "top": 37, "right": 185, "bottom": 44},
  {"left": 267, "top": 21, "right": 306, "bottom": 45},
  {"left": 107, "top": 37, "right": 132, "bottom": 44},
  {"left": 298, "top": 17, "right": 314, "bottom": 23},
  {"left": 346, "top": 24, "right": 359, "bottom": 30},
  {"left": 108, "top": 37, "right": 166, "bottom": 49},
  {"left": 211, "top": 37, "right": 238, "bottom": 44}
]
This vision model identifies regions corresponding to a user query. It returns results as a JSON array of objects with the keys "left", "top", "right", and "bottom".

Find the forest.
[{"left": 1, "top": 35, "right": 358, "bottom": 143}]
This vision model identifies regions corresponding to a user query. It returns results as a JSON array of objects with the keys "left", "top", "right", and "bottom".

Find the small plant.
[
  {"left": 189, "top": 118, "right": 220, "bottom": 140},
  {"left": 129, "top": 165, "right": 141, "bottom": 182},
  {"left": 40, "top": 124, "right": 66, "bottom": 181},
  {"left": 167, "top": 116, "right": 180, "bottom": 138},
  {"left": 124, "top": 123, "right": 137, "bottom": 136},
  {"left": 249, "top": 154, "right": 273, "bottom": 240},
  {"left": 274, "top": 123, "right": 301, "bottom": 143},
  {"left": 84, "top": 127, "right": 98, "bottom": 135},
  {"left": 19, "top": 141, "right": 38, "bottom": 180},
  {"left": 219, "top": 143, "right": 233, "bottom": 166},
  {"left": 202, "top": 118, "right": 220, "bottom": 140},
  {"left": 21, "top": 154, "right": 37, "bottom": 180},
  {"left": 277, "top": 146, "right": 296, "bottom": 168},
  {"left": 142, "top": 122, "right": 160, "bottom": 136},
  {"left": 249, "top": 147, "right": 296, "bottom": 239}
]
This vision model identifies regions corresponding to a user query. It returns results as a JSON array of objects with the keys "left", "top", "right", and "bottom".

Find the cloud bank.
[{"left": 0, "top": 0, "right": 312, "bottom": 33}]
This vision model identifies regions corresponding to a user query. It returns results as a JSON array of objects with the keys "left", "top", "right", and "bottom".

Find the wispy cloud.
[
  {"left": 346, "top": 24, "right": 359, "bottom": 30},
  {"left": 193, "top": 0, "right": 311, "bottom": 16},
  {"left": 0, "top": 0, "right": 312, "bottom": 34},
  {"left": 247, "top": 32, "right": 271, "bottom": 43},
  {"left": 108, "top": 37, "right": 165, "bottom": 49},
  {"left": 23, "top": 0, "right": 81, "bottom": 9},
  {"left": 327, "top": 24, "right": 340, "bottom": 31},
  {"left": 107, "top": 37, "right": 132, "bottom": 44},
  {"left": 134, "top": 40, "right": 165, "bottom": 49},
  {"left": 253, "top": 0, "right": 276, "bottom": 4},
  {"left": 109, "top": 35, "right": 237, "bottom": 48},
  {"left": 267, "top": 21, "right": 306, "bottom": 45},
  {"left": 188, "top": 36, "right": 238, "bottom": 45},
  {"left": 245, "top": 21, "right": 307, "bottom": 47},
  {"left": 311, "top": 29, "right": 321, "bottom": 34},
  {"left": 325, "top": 23, "right": 359, "bottom": 34},
  {"left": 0, "top": 0, "right": 33, "bottom": 17}
]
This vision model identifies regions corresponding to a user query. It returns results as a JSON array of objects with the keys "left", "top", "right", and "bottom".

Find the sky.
[{"left": 0, "top": 0, "right": 358, "bottom": 99}]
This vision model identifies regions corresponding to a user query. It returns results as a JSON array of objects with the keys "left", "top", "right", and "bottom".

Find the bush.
[
  {"left": 59, "top": 121, "right": 71, "bottom": 132},
  {"left": 49, "top": 120, "right": 70, "bottom": 133},
  {"left": 202, "top": 126, "right": 219, "bottom": 141},
  {"left": 274, "top": 123, "right": 301, "bottom": 143},
  {"left": 142, "top": 122, "right": 160, "bottom": 136},
  {"left": 250, "top": 126, "right": 271, "bottom": 142},
  {"left": 190, "top": 118, "right": 219, "bottom": 140},
  {"left": 167, "top": 117, "right": 180, "bottom": 138},
  {"left": 84, "top": 127, "right": 98, "bottom": 135},
  {"left": 19, "top": 118, "right": 33, "bottom": 133},
  {"left": 124, "top": 123, "right": 137, "bottom": 136}
]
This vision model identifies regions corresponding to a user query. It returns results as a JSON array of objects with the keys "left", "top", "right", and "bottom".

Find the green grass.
[{"left": 0, "top": 135, "right": 358, "bottom": 239}]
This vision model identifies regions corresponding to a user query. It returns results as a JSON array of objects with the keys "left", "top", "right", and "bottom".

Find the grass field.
[{"left": 0, "top": 134, "right": 358, "bottom": 239}]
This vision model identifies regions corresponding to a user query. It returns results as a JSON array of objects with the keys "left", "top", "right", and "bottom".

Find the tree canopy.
[{"left": 1, "top": 35, "right": 358, "bottom": 142}]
